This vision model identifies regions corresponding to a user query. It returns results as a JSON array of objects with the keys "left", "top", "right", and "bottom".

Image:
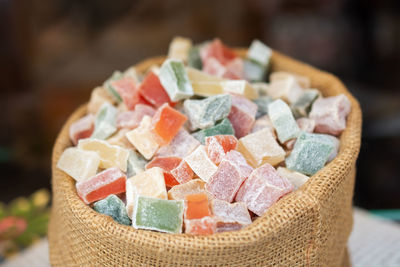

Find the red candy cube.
[
  {"left": 76, "top": 167, "right": 127, "bottom": 204},
  {"left": 146, "top": 156, "right": 193, "bottom": 187},
  {"left": 152, "top": 103, "right": 187, "bottom": 145},
  {"left": 138, "top": 71, "right": 173, "bottom": 108},
  {"left": 69, "top": 114, "right": 94, "bottom": 146},
  {"left": 205, "top": 135, "right": 238, "bottom": 165},
  {"left": 228, "top": 94, "right": 258, "bottom": 138}
]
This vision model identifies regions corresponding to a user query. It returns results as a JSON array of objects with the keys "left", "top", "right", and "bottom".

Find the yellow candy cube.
[
  {"left": 125, "top": 116, "right": 159, "bottom": 160},
  {"left": 221, "top": 80, "right": 259, "bottom": 100},
  {"left": 87, "top": 87, "right": 115, "bottom": 115},
  {"left": 184, "top": 145, "right": 217, "bottom": 183},
  {"left": 168, "top": 36, "right": 192, "bottom": 61},
  {"left": 270, "top": 71, "right": 310, "bottom": 89},
  {"left": 277, "top": 167, "right": 309, "bottom": 190},
  {"left": 126, "top": 167, "right": 167, "bottom": 218},
  {"left": 266, "top": 76, "right": 303, "bottom": 104},
  {"left": 78, "top": 138, "right": 129, "bottom": 172},
  {"left": 186, "top": 67, "right": 225, "bottom": 97},
  {"left": 237, "top": 128, "right": 285, "bottom": 167},
  {"left": 56, "top": 147, "right": 100, "bottom": 182}
]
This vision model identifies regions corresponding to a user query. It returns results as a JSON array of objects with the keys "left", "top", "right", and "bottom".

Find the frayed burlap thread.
[{"left": 49, "top": 50, "right": 362, "bottom": 266}]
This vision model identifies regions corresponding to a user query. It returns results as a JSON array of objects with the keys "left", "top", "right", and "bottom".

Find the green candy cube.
[
  {"left": 93, "top": 194, "right": 131, "bottom": 226},
  {"left": 192, "top": 118, "right": 235, "bottom": 144},
  {"left": 103, "top": 71, "right": 123, "bottom": 103},
  {"left": 159, "top": 59, "right": 194, "bottom": 102},
  {"left": 183, "top": 94, "right": 231, "bottom": 130},
  {"left": 126, "top": 150, "right": 148, "bottom": 178},
  {"left": 247, "top": 40, "right": 272, "bottom": 68},
  {"left": 285, "top": 132, "right": 336, "bottom": 175},
  {"left": 188, "top": 45, "right": 203, "bottom": 70},
  {"left": 133, "top": 196, "right": 184, "bottom": 234},
  {"left": 244, "top": 59, "right": 267, "bottom": 82},
  {"left": 253, "top": 95, "right": 274, "bottom": 118},
  {"left": 91, "top": 103, "right": 117, "bottom": 140},
  {"left": 268, "top": 99, "right": 300, "bottom": 143},
  {"left": 291, "top": 89, "right": 320, "bottom": 118}
]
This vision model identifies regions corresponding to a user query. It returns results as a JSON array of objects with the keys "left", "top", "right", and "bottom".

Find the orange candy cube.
[
  {"left": 184, "top": 216, "right": 216, "bottom": 235},
  {"left": 146, "top": 156, "right": 193, "bottom": 187},
  {"left": 205, "top": 135, "right": 238, "bottom": 164},
  {"left": 184, "top": 193, "right": 210, "bottom": 220},
  {"left": 152, "top": 103, "right": 187, "bottom": 144}
]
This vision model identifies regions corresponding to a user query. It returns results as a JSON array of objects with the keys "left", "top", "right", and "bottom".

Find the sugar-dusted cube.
[
  {"left": 200, "top": 38, "right": 237, "bottom": 66},
  {"left": 267, "top": 76, "right": 303, "bottom": 104},
  {"left": 223, "top": 58, "right": 245, "bottom": 80},
  {"left": 253, "top": 95, "right": 274, "bottom": 118},
  {"left": 202, "top": 57, "right": 227, "bottom": 78},
  {"left": 57, "top": 147, "right": 100, "bottom": 182},
  {"left": 111, "top": 76, "right": 141, "bottom": 110},
  {"left": 78, "top": 138, "right": 129, "bottom": 172},
  {"left": 156, "top": 129, "right": 200, "bottom": 158},
  {"left": 221, "top": 80, "right": 259, "bottom": 100},
  {"left": 206, "top": 160, "right": 245, "bottom": 202},
  {"left": 125, "top": 116, "right": 159, "bottom": 160},
  {"left": 126, "top": 150, "right": 147, "bottom": 178},
  {"left": 125, "top": 167, "right": 167, "bottom": 218},
  {"left": 185, "top": 193, "right": 210, "bottom": 220},
  {"left": 87, "top": 87, "right": 115, "bottom": 115},
  {"left": 251, "top": 115, "right": 276, "bottom": 137},
  {"left": 69, "top": 114, "right": 94, "bottom": 146},
  {"left": 133, "top": 196, "right": 184, "bottom": 234},
  {"left": 117, "top": 104, "right": 156, "bottom": 130},
  {"left": 186, "top": 67, "right": 224, "bottom": 97},
  {"left": 152, "top": 103, "right": 187, "bottom": 144},
  {"left": 210, "top": 198, "right": 252, "bottom": 228},
  {"left": 183, "top": 94, "right": 231, "bottom": 130},
  {"left": 285, "top": 131, "right": 337, "bottom": 175},
  {"left": 185, "top": 216, "right": 216, "bottom": 235},
  {"left": 91, "top": 103, "right": 118, "bottom": 140},
  {"left": 268, "top": 99, "right": 300, "bottom": 143},
  {"left": 192, "top": 118, "right": 235, "bottom": 144},
  {"left": 159, "top": 59, "right": 194, "bottom": 102},
  {"left": 243, "top": 59, "right": 266, "bottom": 82},
  {"left": 237, "top": 128, "right": 285, "bottom": 167},
  {"left": 205, "top": 135, "right": 237, "bottom": 165},
  {"left": 309, "top": 94, "right": 351, "bottom": 136},
  {"left": 247, "top": 39, "right": 272, "bottom": 68},
  {"left": 296, "top": 117, "right": 316, "bottom": 133},
  {"left": 168, "top": 36, "right": 192, "bottom": 61},
  {"left": 291, "top": 89, "right": 320, "bottom": 118},
  {"left": 236, "top": 163, "right": 293, "bottom": 216},
  {"left": 93, "top": 194, "right": 131, "bottom": 226},
  {"left": 168, "top": 179, "right": 206, "bottom": 200},
  {"left": 123, "top": 66, "right": 140, "bottom": 84},
  {"left": 228, "top": 94, "right": 258, "bottom": 138},
  {"left": 138, "top": 71, "right": 173, "bottom": 108},
  {"left": 222, "top": 150, "right": 253, "bottom": 180},
  {"left": 188, "top": 44, "right": 203, "bottom": 70},
  {"left": 103, "top": 71, "right": 123, "bottom": 103},
  {"left": 184, "top": 145, "right": 217, "bottom": 183},
  {"left": 146, "top": 156, "right": 193, "bottom": 187},
  {"left": 106, "top": 129, "right": 134, "bottom": 150},
  {"left": 276, "top": 167, "right": 309, "bottom": 190},
  {"left": 76, "top": 167, "right": 127, "bottom": 204},
  {"left": 270, "top": 71, "right": 310, "bottom": 89}
]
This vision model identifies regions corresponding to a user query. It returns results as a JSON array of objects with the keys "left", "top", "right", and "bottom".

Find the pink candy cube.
[
  {"left": 76, "top": 167, "right": 127, "bottom": 204},
  {"left": 223, "top": 150, "right": 253, "bottom": 180},
  {"left": 69, "top": 114, "right": 94, "bottom": 146},
  {"left": 156, "top": 129, "right": 200, "bottom": 158},
  {"left": 116, "top": 104, "right": 156, "bottom": 130},
  {"left": 112, "top": 77, "right": 142, "bottom": 110},
  {"left": 309, "top": 94, "right": 351, "bottom": 136},
  {"left": 205, "top": 135, "right": 238, "bottom": 165},
  {"left": 228, "top": 94, "right": 257, "bottom": 138},
  {"left": 235, "top": 163, "right": 293, "bottom": 216}
]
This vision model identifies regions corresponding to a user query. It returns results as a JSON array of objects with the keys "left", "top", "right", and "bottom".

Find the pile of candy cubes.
[{"left": 57, "top": 37, "right": 351, "bottom": 235}]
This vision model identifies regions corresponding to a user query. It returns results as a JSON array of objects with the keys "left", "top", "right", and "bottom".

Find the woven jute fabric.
[{"left": 49, "top": 49, "right": 362, "bottom": 266}]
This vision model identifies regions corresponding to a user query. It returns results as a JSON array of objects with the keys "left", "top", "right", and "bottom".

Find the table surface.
[{"left": 1, "top": 208, "right": 400, "bottom": 267}]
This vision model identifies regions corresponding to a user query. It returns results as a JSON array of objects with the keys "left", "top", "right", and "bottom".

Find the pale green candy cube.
[
  {"left": 93, "top": 194, "right": 131, "bottom": 226},
  {"left": 183, "top": 94, "right": 231, "bottom": 130},
  {"left": 244, "top": 59, "right": 267, "bottom": 82},
  {"left": 268, "top": 99, "right": 300, "bottom": 143},
  {"left": 291, "top": 89, "right": 320, "bottom": 118},
  {"left": 188, "top": 44, "right": 203, "bottom": 70},
  {"left": 132, "top": 196, "right": 184, "bottom": 234},
  {"left": 159, "top": 59, "right": 194, "bottom": 102},
  {"left": 91, "top": 103, "right": 117, "bottom": 140},
  {"left": 192, "top": 118, "right": 235, "bottom": 144},
  {"left": 253, "top": 95, "right": 274, "bottom": 118},
  {"left": 103, "top": 71, "right": 123, "bottom": 103},
  {"left": 247, "top": 40, "right": 272, "bottom": 67},
  {"left": 285, "top": 131, "right": 336, "bottom": 175},
  {"left": 126, "top": 150, "right": 148, "bottom": 178}
]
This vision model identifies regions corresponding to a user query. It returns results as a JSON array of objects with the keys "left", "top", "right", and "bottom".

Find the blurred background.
[{"left": 0, "top": 0, "right": 399, "bottom": 246}]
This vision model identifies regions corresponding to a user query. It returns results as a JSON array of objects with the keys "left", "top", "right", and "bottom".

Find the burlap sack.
[{"left": 49, "top": 49, "right": 362, "bottom": 266}]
